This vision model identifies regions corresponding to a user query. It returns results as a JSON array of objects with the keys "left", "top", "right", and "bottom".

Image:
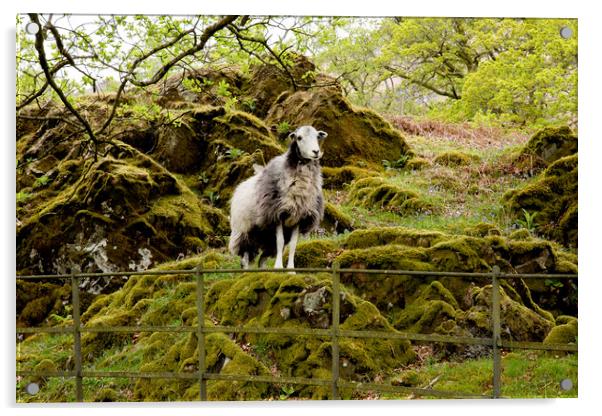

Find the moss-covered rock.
[
  {"left": 321, "top": 166, "right": 378, "bottom": 189},
  {"left": 343, "top": 227, "right": 446, "bottom": 250},
  {"left": 517, "top": 126, "right": 577, "bottom": 169},
  {"left": 346, "top": 177, "right": 433, "bottom": 215},
  {"left": 265, "top": 87, "right": 412, "bottom": 167},
  {"left": 433, "top": 151, "right": 481, "bottom": 167},
  {"left": 543, "top": 319, "right": 577, "bottom": 345},
  {"left": 322, "top": 202, "right": 354, "bottom": 233},
  {"left": 206, "top": 273, "right": 415, "bottom": 398},
  {"left": 405, "top": 157, "right": 431, "bottom": 171},
  {"left": 503, "top": 154, "right": 577, "bottom": 247},
  {"left": 292, "top": 240, "right": 341, "bottom": 268},
  {"left": 460, "top": 285, "right": 554, "bottom": 341},
  {"left": 16, "top": 145, "right": 228, "bottom": 283},
  {"left": 464, "top": 223, "right": 502, "bottom": 237}
]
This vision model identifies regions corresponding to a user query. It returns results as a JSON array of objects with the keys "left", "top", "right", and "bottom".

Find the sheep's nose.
[{"left": 313, "top": 150, "right": 319, "bottom": 156}]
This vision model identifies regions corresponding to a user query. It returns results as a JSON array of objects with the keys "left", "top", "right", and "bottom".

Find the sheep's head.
[{"left": 289, "top": 126, "right": 328, "bottom": 161}]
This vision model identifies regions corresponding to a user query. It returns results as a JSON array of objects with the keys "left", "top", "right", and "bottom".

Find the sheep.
[{"left": 229, "top": 125, "right": 327, "bottom": 270}]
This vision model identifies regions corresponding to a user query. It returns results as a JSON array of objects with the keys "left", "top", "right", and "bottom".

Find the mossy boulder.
[
  {"left": 242, "top": 54, "right": 318, "bottom": 118},
  {"left": 16, "top": 146, "right": 228, "bottom": 282},
  {"left": 433, "top": 151, "right": 481, "bottom": 167},
  {"left": 503, "top": 154, "right": 577, "bottom": 248},
  {"left": 343, "top": 227, "right": 446, "bottom": 250},
  {"left": 321, "top": 166, "right": 378, "bottom": 189},
  {"left": 462, "top": 285, "right": 554, "bottom": 341},
  {"left": 336, "top": 227, "right": 576, "bottom": 319},
  {"left": 265, "top": 86, "right": 412, "bottom": 167},
  {"left": 292, "top": 240, "right": 341, "bottom": 268},
  {"left": 405, "top": 157, "right": 431, "bottom": 171},
  {"left": 464, "top": 223, "right": 502, "bottom": 237},
  {"left": 206, "top": 272, "right": 415, "bottom": 399},
  {"left": 543, "top": 319, "right": 577, "bottom": 345},
  {"left": 322, "top": 202, "right": 354, "bottom": 233},
  {"left": 518, "top": 126, "right": 577, "bottom": 169},
  {"left": 347, "top": 177, "right": 434, "bottom": 216}
]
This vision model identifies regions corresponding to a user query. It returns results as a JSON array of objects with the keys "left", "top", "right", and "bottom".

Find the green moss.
[
  {"left": 293, "top": 239, "right": 340, "bottom": 268},
  {"left": 509, "top": 229, "right": 533, "bottom": 240},
  {"left": 543, "top": 320, "right": 577, "bottom": 345},
  {"left": 463, "top": 285, "right": 555, "bottom": 341},
  {"left": 322, "top": 166, "right": 378, "bottom": 189},
  {"left": 394, "top": 282, "right": 459, "bottom": 332},
  {"left": 204, "top": 272, "right": 415, "bottom": 398},
  {"left": 322, "top": 202, "right": 354, "bottom": 233},
  {"left": 464, "top": 223, "right": 502, "bottom": 237},
  {"left": 405, "top": 157, "right": 431, "bottom": 171},
  {"left": 265, "top": 87, "right": 412, "bottom": 167},
  {"left": 518, "top": 125, "right": 577, "bottom": 168},
  {"left": 346, "top": 177, "right": 432, "bottom": 215},
  {"left": 503, "top": 154, "right": 577, "bottom": 248},
  {"left": 93, "top": 387, "right": 120, "bottom": 402},
  {"left": 343, "top": 226, "right": 446, "bottom": 250},
  {"left": 434, "top": 151, "right": 481, "bottom": 167}
]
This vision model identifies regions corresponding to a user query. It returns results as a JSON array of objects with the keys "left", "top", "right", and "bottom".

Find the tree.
[{"left": 16, "top": 14, "right": 330, "bottom": 160}]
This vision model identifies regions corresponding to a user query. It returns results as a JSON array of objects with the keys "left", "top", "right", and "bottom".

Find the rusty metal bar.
[
  {"left": 338, "top": 381, "right": 490, "bottom": 399},
  {"left": 331, "top": 265, "right": 341, "bottom": 400},
  {"left": 71, "top": 275, "right": 83, "bottom": 402},
  {"left": 491, "top": 266, "right": 502, "bottom": 399},
  {"left": 196, "top": 267, "right": 207, "bottom": 401},
  {"left": 500, "top": 340, "right": 578, "bottom": 352},
  {"left": 15, "top": 268, "right": 578, "bottom": 280}
]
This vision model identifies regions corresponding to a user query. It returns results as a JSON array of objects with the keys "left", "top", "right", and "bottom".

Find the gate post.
[
  {"left": 196, "top": 266, "right": 207, "bottom": 401},
  {"left": 491, "top": 265, "right": 502, "bottom": 398},
  {"left": 331, "top": 264, "right": 341, "bottom": 400},
  {"left": 71, "top": 273, "right": 83, "bottom": 402}
]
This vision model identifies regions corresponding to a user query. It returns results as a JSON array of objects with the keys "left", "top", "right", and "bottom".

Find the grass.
[
  {"left": 326, "top": 132, "right": 538, "bottom": 235},
  {"left": 382, "top": 350, "right": 577, "bottom": 399}
]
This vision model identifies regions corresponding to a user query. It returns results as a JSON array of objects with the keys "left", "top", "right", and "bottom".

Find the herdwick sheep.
[{"left": 229, "top": 125, "right": 327, "bottom": 270}]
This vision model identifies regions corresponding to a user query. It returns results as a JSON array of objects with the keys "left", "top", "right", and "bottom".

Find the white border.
[{"left": 3, "top": 1, "right": 601, "bottom": 416}]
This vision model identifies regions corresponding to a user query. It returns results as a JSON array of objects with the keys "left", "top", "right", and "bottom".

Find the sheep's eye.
[{"left": 296, "top": 136, "right": 302, "bottom": 141}]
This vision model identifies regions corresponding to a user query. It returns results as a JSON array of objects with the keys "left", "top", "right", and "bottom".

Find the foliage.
[{"left": 316, "top": 17, "right": 577, "bottom": 127}]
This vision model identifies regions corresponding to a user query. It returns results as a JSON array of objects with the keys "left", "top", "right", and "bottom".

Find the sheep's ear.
[
  {"left": 317, "top": 131, "right": 328, "bottom": 140},
  {"left": 288, "top": 132, "right": 298, "bottom": 141}
]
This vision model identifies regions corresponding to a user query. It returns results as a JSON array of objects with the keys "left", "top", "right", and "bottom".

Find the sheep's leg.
[
  {"left": 286, "top": 226, "right": 300, "bottom": 274},
  {"left": 241, "top": 252, "right": 250, "bottom": 269},
  {"left": 274, "top": 223, "right": 285, "bottom": 268}
]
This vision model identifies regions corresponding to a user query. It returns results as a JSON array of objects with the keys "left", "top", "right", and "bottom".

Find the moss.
[
  {"left": 344, "top": 226, "right": 446, "bottom": 250},
  {"left": 93, "top": 387, "right": 120, "bottom": 402},
  {"left": 503, "top": 154, "right": 577, "bottom": 248},
  {"left": 518, "top": 125, "right": 577, "bottom": 169},
  {"left": 321, "top": 166, "right": 378, "bottom": 189},
  {"left": 265, "top": 87, "right": 412, "bottom": 167},
  {"left": 462, "top": 285, "right": 555, "bottom": 341},
  {"left": 392, "top": 370, "right": 422, "bottom": 387},
  {"left": 31, "top": 359, "right": 57, "bottom": 385},
  {"left": 322, "top": 202, "right": 354, "bottom": 233},
  {"left": 464, "top": 223, "right": 502, "bottom": 237},
  {"left": 204, "top": 272, "right": 414, "bottom": 398},
  {"left": 543, "top": 320, "right": 577, "bottom": 345},
  {"left": 405, "top": 157, "right": 431, "bottom": 171},
  {"left": 433, "top": 151, "right": 481, "bottom": 167},
  {"left": 346, "top": 177, "right": 432, "bottom": 215},
  {"left": 293, "top": 239, "right": 340, "bottom": 268},
  {"left": 394, "top": 282, "right": 459, "bottom": 333},
  {"left": 17, "top": 143, "right": 228, "bottom": 283},
  {"left": 509, "top": 229, "right": 533, "bottom": 240}
]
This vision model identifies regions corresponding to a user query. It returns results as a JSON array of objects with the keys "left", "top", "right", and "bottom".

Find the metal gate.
[{"left": 16, "top": 266, "right": 578, "bottom": 401}]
